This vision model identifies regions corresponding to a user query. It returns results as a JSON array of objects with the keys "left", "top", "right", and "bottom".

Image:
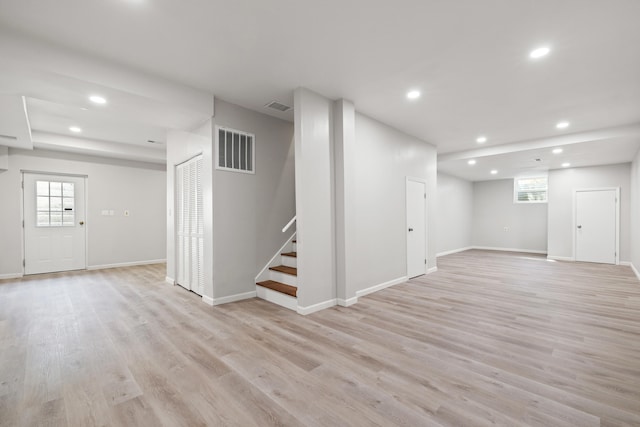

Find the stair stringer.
[{"left": 255, "top": 232, "right": 296, "bottom": 283}]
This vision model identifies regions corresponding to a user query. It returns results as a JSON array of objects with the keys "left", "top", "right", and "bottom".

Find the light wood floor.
[{"left": 1, "top": 250, "right": 640, "bottom": 426}]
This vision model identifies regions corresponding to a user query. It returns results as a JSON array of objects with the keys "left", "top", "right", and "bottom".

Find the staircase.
[{"left": 256, "top": 238, "right": 298, "bottom": 311}]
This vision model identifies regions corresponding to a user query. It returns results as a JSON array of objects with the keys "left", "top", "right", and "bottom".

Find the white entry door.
[
  {"left": 406, "top": 178, "right": 427, "bottom": 278},
  {"left": 575, "top": 189, "right": 618, "bottom": 264},
  {"left": 23, "top": 173, "right": 87, "bottom": 275},
  {"left": 175, "top": 155, "right": 204, "bottom": 295}
]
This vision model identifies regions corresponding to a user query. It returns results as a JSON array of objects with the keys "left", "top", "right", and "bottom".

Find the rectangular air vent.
[
  {"left": 216, "top": 126, "right": 255, "bottom": 174},
  {"left": 265, "top": 101, "right": 291, "bottom": 112}
]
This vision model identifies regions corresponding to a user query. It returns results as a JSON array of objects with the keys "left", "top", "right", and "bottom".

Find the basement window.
[
  {"left": 216, "top": 126, "right": 255, "bottom": 174},
  {"left": 514, "top": 177, "right": 548, "bottom": 203}
]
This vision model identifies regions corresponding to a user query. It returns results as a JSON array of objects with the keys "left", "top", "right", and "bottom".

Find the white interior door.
[
  {"left": 575, "top": 189, "right": 617, "bottom": 264},
  {"left": 406, "top": 178, "right": 427, "bottom": 278},
  {"left": 176, "top": 155, "right": 204, "bottom": 295},
  {"left": 23, "top": 173, "right": 86, "bottom": 275}
]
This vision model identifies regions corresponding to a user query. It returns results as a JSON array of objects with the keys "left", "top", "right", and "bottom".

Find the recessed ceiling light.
[
  {"left": 562, "top": 162, "right": 571, "bottom": 167},
  {"left": 89, "top": 95, "right": 107, "bottom": 104},
  {"left": 556, "top": 121, "right": 570, "bottom": 129},
  {"left": 552, "top": 148, "right": 563, "bottom": 154},
  {"left": 476, "top": 136, "right": 487, "bottom": 144},
  {"left": 468, "top": 159, "right": 477, "bottom": 165},
  {"left": 69, "top": 126, "right": 82, "bottom": 133},
  {"left": 490, "top": 169, "right": 498, "bottom": 175},
  {"left": 529, "top": 46, "right": 550, "bottom": 59},
  {"left": 407, "top": 90, "right": 421, "bottom": 100}
]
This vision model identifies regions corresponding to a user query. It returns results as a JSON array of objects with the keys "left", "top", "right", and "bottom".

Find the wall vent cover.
[{"left": 264, "top": 101, "right": 291, "bottom": 112}]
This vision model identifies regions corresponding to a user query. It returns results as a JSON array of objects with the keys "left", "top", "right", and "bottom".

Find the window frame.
[
  {"left": 215, "top": 125, "right": 256, "bottom": 175},
  {"left": 513, "top": 176, "right": 548, "bottom": 204}
]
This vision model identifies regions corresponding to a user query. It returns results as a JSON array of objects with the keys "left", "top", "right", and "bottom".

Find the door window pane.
[{"left": 35, "top": 180, "right": 76, "bottom": 227}]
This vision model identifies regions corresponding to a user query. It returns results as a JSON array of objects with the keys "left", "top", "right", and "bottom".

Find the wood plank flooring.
[{"left": 1, "top": 250, "right": 640, "bottom": 426}]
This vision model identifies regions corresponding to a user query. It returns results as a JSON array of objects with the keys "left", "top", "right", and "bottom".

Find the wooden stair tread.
[
  {"left": 257, "top": 280, "right": 297, "bottom": 297},
  {"left": 281, "top": 252, "right": 297, "bottom": 258},
  {"left": 292, "top": 240, "right": 297, "bottom": 243},
  {"left": 269, "top": 265, "right": 297, "bottom": 276}
]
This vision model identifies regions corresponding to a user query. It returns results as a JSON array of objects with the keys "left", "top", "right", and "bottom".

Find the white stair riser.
[
  {"left": 281, "top": 256, "right": 297, "bottom": 268},
  {"left": 292, "top": 242, "right": 297, "bottom": 252},
  {"left": 269, "top": 270, "right": 298, "bottom": 287},
  {"left": 256, "top": 286, "right": 297, "bottom": 311}
]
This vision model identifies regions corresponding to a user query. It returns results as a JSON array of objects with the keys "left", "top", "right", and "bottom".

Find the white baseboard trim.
[
  {"left": 619, "top": 261, "right": 631, "bottom": 266},
  {"left": 631, "top": 263, "right": 640, "bottom": 281},
  {"left": 546, "top": 255, "right": 575, "bottom": 262},
  {"left": 297, "top": 299, "right": 337, "bottom": 315},
  {"left": 437, "top": 247, "right": 473, "bottom": 257},
  {"left": 356, "top": 276, "right": 407, "bottom": 299},
  {"left": 165, "top": 276, "right": 175, "bottom": 285},
  {"left": 209, "top": 291, "right": 257, "bottom": 306},
  {"left": 427, "top": 266, "right": 438, "bottom": 274},
  {"left": 473, "top": 246, "right": 547, "bottom": 255},
  {"left": 202, "top": 295, "right": 214, "bottom": 306},
  {"left": 88, "top": 259, "right": 166, "bottom": 271},
  {"left": 337, "top": 297, "right": 358, "bottom": 307},
  {"left": 0, "top": 273, "right": 23, "bottom": 280}
]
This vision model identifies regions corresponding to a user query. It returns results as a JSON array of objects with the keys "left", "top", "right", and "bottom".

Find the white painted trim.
[
  {"left": 337, "top": 297, "right": 358, "bottom": 307},
  {"left": 437, "top": 247, "right": 473, "bottom": 257},
  {"left": 631, "top": 263, "right": 640, "bottom": 281},
  {"left": 165, "top": 276, "right": 175, "bottom": 285},
  {"left": 256, "top": 286, "right": 297, "bottom": 311},
  {"left": 573, "top": 187, "right": 620, "bottom": 265},
  {"left": 0, "top": 273, "right": 23, "bottom": 280},
  {"left": 255, "top": 232, "right": 296, "bottom": 282},
  {"left": 619, "top": 261, "right": 631, "bottom": 267},
  {"left": 427, "top": 267, "right": 438, "bottom": 274},
  {"left": 356, "top": 276, "right": 407, "bottom": 298},
  {"left": 546, "top": 255, "right": 575, "bottom": 262},
  {"left": 209, "top": 290, "right": 257, "bottom": 306},
  {"left": 473, "top": 246, "right": 547, "bottom": 255},
  {"left": 88, "top": 259, "right": 166, "bottom": 271},
  {"left": 297, "top": 299, "right": 337, "bottom": 315}
]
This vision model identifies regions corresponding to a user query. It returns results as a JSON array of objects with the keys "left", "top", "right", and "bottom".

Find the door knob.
[
  {"left": 408, "top": 228, "right": 414, "bottom": 232},
  {"left": 79, "top": 221, "right": 85, "bottom": 225}
]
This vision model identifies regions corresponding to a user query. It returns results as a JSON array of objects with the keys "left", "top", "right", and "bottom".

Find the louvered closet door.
[{"left": 176, "top": 155, "right": 204, "bottom": 296}]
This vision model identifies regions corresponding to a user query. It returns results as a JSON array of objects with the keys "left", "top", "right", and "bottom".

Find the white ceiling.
[{"left": 0, "top": 0, "right": 639, "bottom": 172}]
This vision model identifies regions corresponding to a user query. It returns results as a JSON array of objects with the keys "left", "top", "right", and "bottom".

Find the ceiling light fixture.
[
  {"left": 468, "top": 159, "right": 476, "bottom": 165},
  {"left": 529, "top": 46, "right": 550, "bottom": 59},
  {"left": 490, "top": 169, "right": 498, "bottom": 175},
  {"left": 552, "top": 148, "right": 563, "bottom": 154},
  {"left": 89, "top": 95, "right": 107, "bottom": 104},
  {"left": 476, "top": 136, "right": 487, "bottom": 144},
  {"left": 407, "top": 90, "right": 421, "bottom": 100},
  {"left": 69, "top": 126, "right": 82, "bottom": 133},
  {"left": 556, "top": 121, "right": 570, "bottom": 129},
  {"left": 562, "top": 162, "right": 571, "bottom": 167}
]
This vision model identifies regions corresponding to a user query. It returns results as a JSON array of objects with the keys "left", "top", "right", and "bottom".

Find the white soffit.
[{"left": 0, "top": 95, "right": 33, "bottom": 149}]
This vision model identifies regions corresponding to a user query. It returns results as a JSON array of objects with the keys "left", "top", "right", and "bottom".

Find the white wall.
[
  {"left": 353, "top": 112, "right": 438, "bottom": 293},
  {"left": 547, "top": 163, "right": 631, "bottom": 262},
  {"left": 294, "top": 88, "right": 336, "bottom": 309},
  {"left": 472, "top": 179, "right": 548, "bottom": 253},
  {"left": 0, "top": 148, "right": 166, "bottom": 278},
  {"left": 436, "top": 172, "right": 473, "bottom": 256},
  {"left": 212, "top": 99, "right": 295, "bottom": 300},
  {"left": 631, "top": 151, "right": 640, "bottom": 277}
]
